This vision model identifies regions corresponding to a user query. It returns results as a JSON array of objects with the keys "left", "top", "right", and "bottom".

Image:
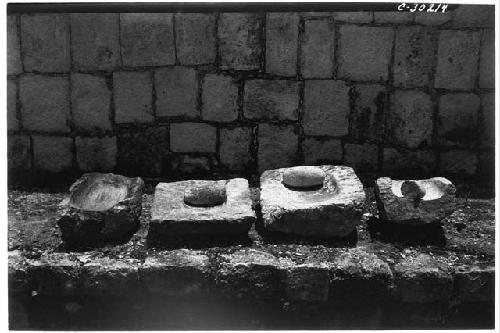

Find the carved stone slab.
[{"left": 260, "top": 165, "right": 366, "bottom": 237}]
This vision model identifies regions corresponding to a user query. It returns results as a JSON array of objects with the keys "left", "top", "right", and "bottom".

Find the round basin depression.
[
  {"left": 184, "top": 181, "right": 227, "bottom": 207},
  {"left": 282, "top": 166, "right": 337, "bottom": 203},
  {"left": 69, "top": 175, "right": 129, "bottom": 211},
  {"left": 391, "top": 178, "right": 451, "bottom": 201}
]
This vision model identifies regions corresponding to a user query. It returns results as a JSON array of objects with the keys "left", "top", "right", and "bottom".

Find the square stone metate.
[
  {"left": 149, "top": 178, "right": 255, "bottom": 237},
  {"left": 260, "top": 165, "right": 365, "bottom": 237}
]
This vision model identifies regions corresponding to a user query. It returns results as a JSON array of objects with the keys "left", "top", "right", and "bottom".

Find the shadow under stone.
[
  {"left": 146, "top": 233, "right": 253, "bottom": 250},
  {"left": 367, "top": 216, "right": 446, "bottom": 247}
]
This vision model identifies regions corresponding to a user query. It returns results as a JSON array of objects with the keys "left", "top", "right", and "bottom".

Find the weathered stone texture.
[
  {"left": 332, "top": 11, "right": 372, "bottom": 23},
  {"left": 117, "top": 126, "right": 168, "bottom": 176},
  {"left": 393, "top": 26, "right": 435, "bottom": 88},
  {"left": 438, "top": 93, "right": 479, "bottom": 147},
  {"left": 440, "top": 150, "right": 478, "bottom": 175},
  {"left": 219, "top": 13, "right": 263, "bottom": 70},
  {"left": 454, "top": 267, "right": 495, "bottom": 302},
  {"left": 352, "top": 84, "right": 386, "bottom": 141},
  {"left": 175, "top": 13, "right": 216, "bottom": 65},
  {"left": 302, "top": 138, "right": 342, "bottom": 165},
  {"left": 81, "top": 258, "right": 141, "bottom": 296},
  {"left": 383, "top": 148, "right": 436, "bottom": 175},
  {"left": 70, "top": 13, "right": 120, "bottom": 71},
  {"left": 75, "top": 136, "right": 117, "bottom": 171},
  {"left": 387, "top": 91, "right": 433, "bottom": 148},
  {"left": 286, "top": 264, "right": 330, "bottom": 301},
  {"left": 303, "top": 80, "right": 349, "bottom": 137},
  {"left": 155, "top": 67, "right": 198, "bottom": 119},
  {"left": 20, "top": 14, "right": 70, "bottom": 72},
  {"left": 71, "top": 73, "right": 112, "bottom": 131},
  {"left": 113, "top": 71, "right": 153, "bottom": 124},
  {"left": 374, "top": 12, "right": 413, "bottom": 23},
  {"left": 120, "top": 13, "right": 175, "bottom": 67},
  {"left": 480, "top": 93, "right": 494, "bottom": 149},
  {"left": 479, "top": 29, "right": 494, "bottom": 89},
  {"left": 265, "top": 13, "right": 299, "bottom": 76},
  {"left": 344, "top": 143, "right": 378, "bottom": 172},
  {"left": 220, "top": 127, "right": 252, "bottom": 171},
  {"left": 258, "top": 124, "right": 298, "bottom": 171},
  {"left": 7, "top": 79, "right": 18, "bottom": 131},
  {"left": 244, "top": 80, "right": 299, "bottom": 121},
  {"left": 300, "top": 19, "right": 335, "bottom": 79},
  {"left": 7, "top": 15, "right": 23, "bottom": 75},
  {"left": 338, "top": 26, "right": 394, "bottom": 82},
  {"left": 202, "top": 74, "right": 238, "bottom": 122},
  {"left": 414, "top": 12, "right": 451, "bottom": 25},
  {"left": 435, "top": 30, "right": 480, "bottom": 90},
  {"left": 8, "top": 135, "right": 31, "bottom": 170},
  {"left": 450, "top": 5, "right": 494, "bottom": 28},
  {"left": 170, "top": 155, "right": 212, "bottom": 175},
  {"left": 170, "top": 123, "right": 216, "bottom": 153},
  {"left": 19, "top": 75, "right": 70, "bottom": 133},
  {"left": 32, "top": 135, "right": 73, "bottom": 172}
]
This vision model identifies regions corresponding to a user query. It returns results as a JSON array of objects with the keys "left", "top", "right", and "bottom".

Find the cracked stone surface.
[
  {"left": 57, "top": 173, "right": 144, "bottom": 246},
  {"left": 149, "top": 178, "right": 255, "bottom": 237},
  {"left": 375, "top": 177, "right": 457, "bottom": 224},
  {"left": 260, "top": 165, "right": 366, "bottom": 237}
]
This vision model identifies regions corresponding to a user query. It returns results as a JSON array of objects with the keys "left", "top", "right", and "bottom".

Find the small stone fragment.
[
  {"left": 282, "top": 166, "right": 326, "bottom": 189},
  {"left": 375, "top": 177, "right": 457, "bottom": 225},
  {"left": 184, "top": 181, "right": 227, "bottom": 207}
]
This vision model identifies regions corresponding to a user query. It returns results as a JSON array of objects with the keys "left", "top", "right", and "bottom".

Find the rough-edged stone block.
[
  {"left": 170, "top": 123, "right": 216, "bottom": 153},
  {"left": 71, "top": 73, "right": 112, "bottom": 131},
  {"left": 244, "top": 79, "right": 299, "bottom": 121},
  {"left": 480, "top": 93, "right": 494, "bottom": 148},
  {"left": 202, "top": 74, "right": 238, "bottom": 122},
  {"left": 155, "top": 67, "right": 198, "bottom": 119},
  {"left": 332, "top": 11, "right": 372, "bottom": 23},
  {"left": 20, "top": 74, "right": 70, "bottom": 133},
  {"left": 76, "top": 136, "right": 117, "bottom": 171},
  {"left": 170, "top": 155, "right": 212, "bottom": 175},
  {"left": 8, "top": 251, "right": 29, "bottom": 295},
  {"left": 344, "top": 143, "right": 378, "bottom": 172},
  {"left": 220, "top": 127, "right": 252, "bottom": 171},
  {"left": 393, "top": 254, "right": 453, "bottom": 303},
  {"left": 302, "top": 138, "right": 342, "bottom": 165},
  {"left": 437, "top": 93, "right": 479, "bottom": 147},
  {"left": 266, "top": 13, "right": 299, "bottom": 76},
  {"left": 57, "top": 173, "right": 144, "bottom": 245},
  {"left": 393, "top": 26, "right": 435, "bottom": 88},
  {"left": 375, "top": 177, "right": 456, "bottom": 224},
  {"left": 414, "top": 11, "right": 451, "bottom": 25},
  {"left": 7, "top": 79, "right": 18, "bottom": 131},
  {"left": 81, "top": 257, "right": 141, "bottom": 297},
  {"left": 383, "top": 148, "right": 436, "bottom": 175},
  {"left": 387, "top": 90, "right": 433, "bottom": 148},
  {"left": 303, "top": 80, "right": 349, "bottom": 137},
  {"left": 141, "top": 250, "right": 211, "bottom": 296},
  {"left": 352, "top": 84, "right": 386, "bottom": 141},
  {"left": 117, "top": 126, "right": 168, "bottom": 176},
  {"left": 454, "top": 266, "right": 494, "bottom": 302},
  {"left": 374, "top": 11, "right": 413, "bottom": 23},
  {"left": 70, "top": 13, "right": 120, "bottom": 71},
  {"left": 27, "top": 253, "right": 81, "bottom": 297},
  {"left": 120, "top": 13, "right": 175, "bottom": 66},
  {"left": 8, "top": 135, "right": 31, "bottom": 170},
  {"left": 176, "top": 13, "right": 216, "bottom": 65},
  {"left": 300, "top": 18, "right": 335, "bottom": 79},
  {"left": 33, "top": 135, "right": 72, "bottom": 172},
  {"left": 338, "top": 26, "right": 393, "bottom": 82},
  {"left": 150, "top": 179, "right": 255, "bottom": 237},
  {"left": 258, "top": 124, "right": 298, "bottom": 172},
  {"left": 219, "top": 13, "right": 263, "bottom": 70},
  {"left": 7, "top": 15, "right": 23, "bottom": 75},
  {"left": 114, "top": 71, "right": 153, "bottom": 124},
  {"left": 216, "top": 249, "right": 283, "bottom": 299},
  {"left": 285, "top": 264, "right": 330, "bottom": 301},
  {"left": 450, "top": 5, "right": 494, "bottom": 28},
  {"left": 479, "top": 29, "right": 494, "bottom": 89},
  {"left": 435, "top": 30, "right": 480, "bottom": 90},
  {"left": 20, "top": 14, "right": 70, "bottom": 72},
  {"left": 440, "top": 150, "right": 478, "bottom": 175},
  {"left": 260, "top": 165, "right": 365, "bottom": 237}
]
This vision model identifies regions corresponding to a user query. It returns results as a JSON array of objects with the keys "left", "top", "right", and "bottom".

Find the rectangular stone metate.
[{"left": 149, "top": 178, "right": 255, "bottom": 237}]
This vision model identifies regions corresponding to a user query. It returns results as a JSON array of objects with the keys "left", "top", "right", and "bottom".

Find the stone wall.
[{"left": 7, "top": 5, "right": 495, "bottom": 182}]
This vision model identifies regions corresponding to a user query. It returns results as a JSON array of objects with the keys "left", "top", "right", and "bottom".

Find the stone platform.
[{"left": 7, "top": 184, "right": 495, "bottom": 329}]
